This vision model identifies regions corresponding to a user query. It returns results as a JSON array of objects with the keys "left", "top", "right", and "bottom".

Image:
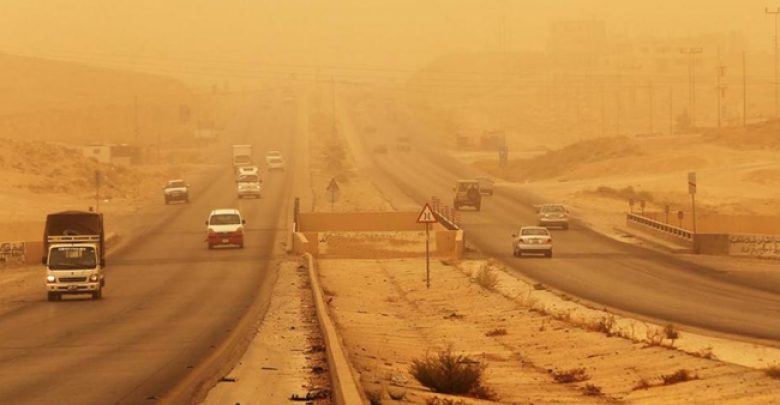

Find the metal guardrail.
[
  {"left": 430, "top": 197, "right": 460, "bottom": 230},
  {"left": 626, "top": 213, "right": 693, "bottom": 241}
]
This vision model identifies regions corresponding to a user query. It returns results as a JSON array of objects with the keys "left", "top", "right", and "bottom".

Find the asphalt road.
[
  {"left": 0, "top": 93, "right": 295, "bottom": 404},
  {"left": 353, "top": 106, "right": 780, "bottom": 344}
]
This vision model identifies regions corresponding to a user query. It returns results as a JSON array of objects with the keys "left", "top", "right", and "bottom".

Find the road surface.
[{"left": 0, "top": 93, "right": 296, "bottom": 404}]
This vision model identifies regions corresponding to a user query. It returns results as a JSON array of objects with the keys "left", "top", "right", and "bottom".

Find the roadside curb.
[{"left": 303, "top": 253, "right": 366, "bottom": 405}]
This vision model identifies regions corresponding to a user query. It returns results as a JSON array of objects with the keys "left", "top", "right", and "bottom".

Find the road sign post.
[
  {"left": 417, "top": 203, "right": 438, "bottom": 289},
  {"left": 688, "top": 172, "right": 697, "bottom": 236},
  {"left": 326, "top": 178, "right": 340, "bottom": 212}
]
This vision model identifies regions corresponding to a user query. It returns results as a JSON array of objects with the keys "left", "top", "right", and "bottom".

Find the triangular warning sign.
[{"left": 416, "top": 203, "right": 438, "bottom": 223}]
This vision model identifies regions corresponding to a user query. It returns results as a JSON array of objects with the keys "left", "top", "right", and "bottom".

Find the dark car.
[
  {"left": 163, "top": 179, "right": 190, "bottom": 204},
  {"left": 453, "top": 179, "right": 482, "bottom": 211}
]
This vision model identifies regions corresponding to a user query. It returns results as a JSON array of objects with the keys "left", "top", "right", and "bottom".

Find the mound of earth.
[
  {"left": 475, "top": 137, "right": 643, "bottom": 181},
  {"left": 704, "top": 119, "right": 780, "bottom": 150}
]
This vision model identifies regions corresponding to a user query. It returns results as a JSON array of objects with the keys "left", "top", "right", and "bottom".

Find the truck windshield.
[{"left": 49, "top": 247, "right": 97, "bottom": 270}]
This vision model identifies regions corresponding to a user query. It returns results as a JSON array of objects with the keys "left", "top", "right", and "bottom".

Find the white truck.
[
  {"left": 232, "top": 144, "right": 253, "bottom": 172},
  {"left": 43, "top": 211, "right": 106, "bottom": 301}
]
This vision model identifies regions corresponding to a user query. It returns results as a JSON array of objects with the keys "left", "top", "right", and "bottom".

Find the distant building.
[{"left": 81, "top": 144, "right": 141, "bottom": 165}]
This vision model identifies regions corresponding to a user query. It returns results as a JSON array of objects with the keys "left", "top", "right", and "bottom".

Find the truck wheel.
[
  {"left": 92, "top": 289, "right": 103, "bottom": 300},
  {"left": 47, "top": 292, "right": 59, "bottom": 301}
]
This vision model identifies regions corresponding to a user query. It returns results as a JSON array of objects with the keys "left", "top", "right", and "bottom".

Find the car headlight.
[
  {"left": 89, "top": 274, "right": 99, "bottom": 282},
  {"left": 46, "top": 275, "right": 56, "bottom": 283}
]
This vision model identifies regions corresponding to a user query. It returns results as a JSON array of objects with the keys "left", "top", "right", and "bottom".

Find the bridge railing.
[{"left": 626, "top": 212, "right": 693, "bottom": 241}]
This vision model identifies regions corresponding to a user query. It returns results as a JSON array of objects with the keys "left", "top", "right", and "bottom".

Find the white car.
[
  {"left": 206, "top": 208, "right": 245, "bottom": 249},
  {"left": 237, "top": 174, "right": 262, "bottom": 198},
  {"left": 238, "top": 166, "right": 259, "bottom": 176},
  {"left": 266, "top": 155, "right": 285, "bottom": 170},
  {"left": 512, "top": 226, "right": 553, "bottom": 258}
]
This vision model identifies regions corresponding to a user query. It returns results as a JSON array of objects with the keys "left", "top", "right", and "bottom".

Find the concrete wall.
[
  {"left": 293, "top": 212, "right": 462, "bottom": 259},
  {"left": 299, "top": 212, "right": 446, "bottom": 232}
]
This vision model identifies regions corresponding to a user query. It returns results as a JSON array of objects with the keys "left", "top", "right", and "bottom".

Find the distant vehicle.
[
  {"left": 396, "top": 136, "right": 411, "bottom": 151},
  {"left": 237, "top": 173, "right": 262, "bottom": 199},
  {"left": 206, "top": 208, "right": 245, "bottom": 249},
  {"left": 266, "top": 150, "right": 282, "bottom": 159},
  {"left": 43, "top": 211, "right": 106, "bottom": 301},
  {"left": 232, "top": 144, "right": 253, "bottom": 171},
  {"left": 512, "top": 226, "right": 553, "bottom": 258},
  {"left": 238, "top": 166, "right": 259, "bottom": 176},
  {"left": 373, "top": 144, "right": 388, "bottom": 154},
  {"left": 163, "top": 179, "right": 190, "bottom": 204},
  {"left": 453, "top": 179, "right": 482, "bottom": 211},
  {"left": 537, "top": 204, "right": 570, "bottom": 230},
  {"left": 476, "top": 177, "right": 494, "bottom": 196},
  {"left": 266, "top": 155, "right": 285, "bottom": 170}
]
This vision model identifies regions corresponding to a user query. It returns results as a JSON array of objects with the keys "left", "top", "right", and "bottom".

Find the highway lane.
[
  {"left": 349, "top": 105, "right": 780, "bottom": 343},
  {"left": 0, "top": 93, "right": 297, "bottom": 404}
]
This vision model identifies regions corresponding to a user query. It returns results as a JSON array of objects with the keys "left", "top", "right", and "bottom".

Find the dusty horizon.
[{"left": 1, "top": 1, "right": 778, "bottom": 85}]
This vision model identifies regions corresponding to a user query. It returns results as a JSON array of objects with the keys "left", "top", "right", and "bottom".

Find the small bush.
[
  {"left": 633, "top": 378, "right": 652, "bottom": 390},
  {"left": 661, "top": 369, "right": 696, "bottom": 385},
  {"left": 366, "top": 388, "right": 383, "bottom": 405},
  {"left": 645, "top": 326, "right": 665, "bottom": 346},
  {"left": 583, "top": 383, "right": 602, "bottom": 396},
  {"left": 766, "top": 366, "right": 780, "bottom": 379},
  {"left": 474, "top": 265, "right": 499, "bottom": 292},
  {"left": 485, "top": 328, "right": 507, "bottom": 337},
  {"left": 664, "top": 324, "right": 680, "bottom": 345},
  {"left": 590, "top": 315, "right": 616, "bottom": 337},
  {"left": 551, "top": 367, "right": 589, "bottom": 384},
  {"left": 426, "top": 397, "right": 469, "bottom": 405},
  {"left": 410, "top": 349, "right": 496, "bottom": 400}
]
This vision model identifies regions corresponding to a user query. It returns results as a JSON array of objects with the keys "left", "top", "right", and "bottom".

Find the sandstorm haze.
[{"left": 0, "top": 0, "right": 776, "bottom": 82}]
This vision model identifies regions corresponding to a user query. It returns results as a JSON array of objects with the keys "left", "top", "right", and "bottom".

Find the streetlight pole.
[
  {"left": 766, "top": 7, "right": 780, "bottom": 116},
  {"left": 679, "top": 47, "right": 703, "bottom": 128}
]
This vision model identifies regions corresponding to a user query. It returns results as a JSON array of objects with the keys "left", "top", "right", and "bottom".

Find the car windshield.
[
  {"left": 521, "top": 228, "right": 549, "bottom": 236},
  {"left": 238, "top": 175, "right": 259, "bottom": 182},
  {"left": 457, "top": 183, "right": 478, "bottom": 191},
  {"left": 234, "top": 156, "right": 251, "bottom": 164},
  {"left": 269, "top": 157, "right": 283, "bottom": 163},
  {"left": 167, "top": 181, "right": 186, "bottom": 188},
  {"left": 210, "top": 214, "right": 241, "bottom": 225},
  {"left": 541, "top": 205, "right": 565, "bottom": 213},
  {"left": 48, "top": 246, "right": 97, "bottom": 270},
  {"left": 267, "top": 151, "right": 281, "bottom": 157}
]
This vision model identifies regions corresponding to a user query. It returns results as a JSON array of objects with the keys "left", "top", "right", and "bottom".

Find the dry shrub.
[
  {"left": 696, "top": 346, "right": 717, "bottom": 360},
  {"left": 583, "top": 383, "right": 602, "bottom": 396},
  {"left": 410, "top": 349, "right": 496, "bottom": 400},
  {"left": 474, "top": 264, "right": 499, "bottom": 292},
  {"left": 426, "top": 397, "right": 469, "bottom": 405},
  {"left": 591, "top": 185, "right": 654, "bottom": 203},
  {"left": 645, "top": 326, "right": 665, "bottom": 346},
  {"left": 661, "top": 369, "right": 697, "bottom": 385},
  {"left": 485, "top": 328, "right": 507, "bottom": 337},
  {"left": 589, "top": 315, "right": 616, "bottom": 337},
  {"left": 766, "top": 366, "right": 780, "bottom": 379},
  {"left": 663, "top": 323, "right": 680, "bottom": 345},
  {"left": 551, "top": 367, "right": 589, "bottom": 384},
  {"left": 633, "top": 378, "right": 652, "bottom": 391},
  {"left": 366, "top": 388, "right": 383, "bottom": 405}
]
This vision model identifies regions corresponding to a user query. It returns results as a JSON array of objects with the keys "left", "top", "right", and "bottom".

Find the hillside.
[{"left": 0, "top": 52, "right": 196, "bottom": 144}]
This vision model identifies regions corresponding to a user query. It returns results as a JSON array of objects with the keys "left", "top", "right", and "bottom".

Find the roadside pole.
[
  {"left": 417, "top": 203, "right": 438, "bottom": 289},
  {"left": 688, "top": 172, "right": 697, "bottom": 251},
  {"left": 327, "top": 178, "right": 339, "bottom": 212}
]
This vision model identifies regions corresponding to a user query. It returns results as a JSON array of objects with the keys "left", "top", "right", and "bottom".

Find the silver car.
[
  {"left": 512, "top": 226, "right": 553, "bottom": 258},
  {"left": 537, "top": 204, "right": 570, "bottom": 230}
]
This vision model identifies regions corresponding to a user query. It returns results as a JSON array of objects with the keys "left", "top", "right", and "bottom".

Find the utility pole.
[
  {"left": 766, "top": 7, "right": 780, "bottom": 116},
  {"left": 648, "top": 81, "right": 654, "bottom": 134},
  {"left": 716, "top": 49, "right": 726, "bottom": 129},
  {"left": 743, "top": 51, "right": 748, "bottom": 126},
  {"left": 679, "top": 47, "right": 703, "bottom": 128}
]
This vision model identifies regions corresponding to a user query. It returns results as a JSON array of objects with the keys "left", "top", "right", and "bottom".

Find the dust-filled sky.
[{"left": 0, "top": 0, "right": 775, "bottom": 83}]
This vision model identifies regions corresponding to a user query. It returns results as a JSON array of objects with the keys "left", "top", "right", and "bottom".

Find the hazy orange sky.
[{"left": 0, "top": 1, "right": 775, "bottom": 84}]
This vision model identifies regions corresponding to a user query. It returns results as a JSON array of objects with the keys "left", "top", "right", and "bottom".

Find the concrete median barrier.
[{"left": 303, "top": 253, "right": 366, "bottom": 405}]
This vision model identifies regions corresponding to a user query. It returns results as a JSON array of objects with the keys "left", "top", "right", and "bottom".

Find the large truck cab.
[{"left": 43, "top": 211, "right": 106, "bottom": 301}]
